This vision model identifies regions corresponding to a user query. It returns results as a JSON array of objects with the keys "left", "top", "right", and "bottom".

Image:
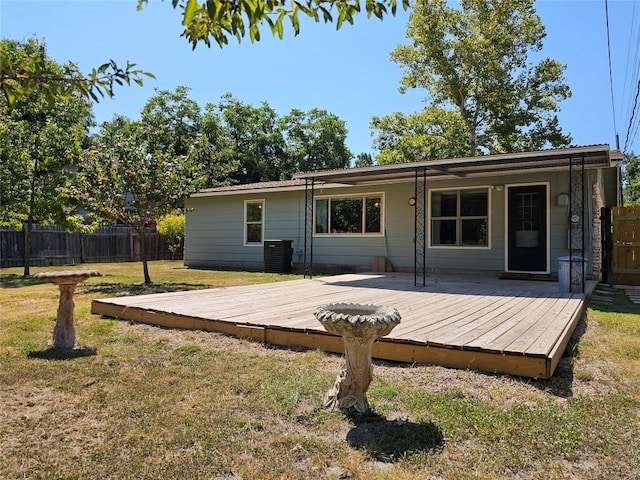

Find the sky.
[{"left": 1, "top": 0, "right": 639, "bottom": 157}]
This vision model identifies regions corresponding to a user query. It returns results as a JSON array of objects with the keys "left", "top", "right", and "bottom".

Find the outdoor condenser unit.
[{"left": 263, "top": 240, "right": 294, "bottom": 273}]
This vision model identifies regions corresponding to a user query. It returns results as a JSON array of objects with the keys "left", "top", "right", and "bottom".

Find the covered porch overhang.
[
  {"left": 292, "top": 144, "right": 614, "bottom": 185},
  {"left": 293, "top": 145, "right": 618, "bottom": 291}
]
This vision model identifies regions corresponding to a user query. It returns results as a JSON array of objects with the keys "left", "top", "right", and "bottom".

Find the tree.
[
  {"left": 354, "top": 152, "right": 375, "bottom": 167},
  {"left": 387, "top": 0, "right": 571, "bottom": 156},
  {"left": 193, "top": 103, "right": 239, "bottom": 189},
  {"left": 157, "top": 212, "right": 185, "bottom": 260},
  {"left": 138, "top": 0, "right": 409, "bottom": 49},
  {"left": 370, "top": 106, "right": 469, "bottom": 164},
  {"left": 0, "top": 38, "right": 94, "bottom": 276},
  {"left": 0, "top": 37, "right": 153, "bottom": 110},
  {"left": 212, "top": 93, "right": 289, "bottom": 183},
  {"left": 81, "top": 117, "right": 204, "bottom": 284},
  {"left": 280, "top": 108, "right": 352, "bottom": 175},
  {"left": 623, "top": 152, "right": 640, "bottom": 206},
  {"left": 140, "top": 86, "right": 202, "bottom": 158}
]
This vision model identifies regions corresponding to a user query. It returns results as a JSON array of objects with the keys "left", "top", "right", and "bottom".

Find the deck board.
[{"left": 91, "top": 273, "right": 594, "bottom": 379}]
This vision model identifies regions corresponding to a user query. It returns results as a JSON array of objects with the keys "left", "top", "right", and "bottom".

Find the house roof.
[
  {"left": 292, "top": 144, "right": 619, "bottom": 186},
  {"left": 191, "top": 145, "right": 620, "bottom": 197},
  {"left": 191, "top": 179, "right": 309, "bottom": 197}
]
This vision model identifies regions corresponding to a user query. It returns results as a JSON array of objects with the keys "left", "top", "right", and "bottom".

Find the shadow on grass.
[
  {"left": 345, "top": 411, "right": 444, "bottom": 462},
  {"left": 0, "top": 274, "right": 45, "bottom": 288},
  {"left": 28, "top": 346, "right": 97, "bottom": 360},
  {"left": 587, "top": 288, "right": 640, "bottom": 315},
  {"left": 81, "top": 282, "right": 211, "bottom": 296}
]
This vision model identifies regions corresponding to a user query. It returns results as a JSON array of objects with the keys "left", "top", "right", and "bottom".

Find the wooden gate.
[{"left": 612, "top": 206, "right": 640, "bottom": 285}]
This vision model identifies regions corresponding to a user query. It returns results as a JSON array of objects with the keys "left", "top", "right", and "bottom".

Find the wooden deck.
[{"left": 91, "top": 273, "right": 595, "bottom": 379}]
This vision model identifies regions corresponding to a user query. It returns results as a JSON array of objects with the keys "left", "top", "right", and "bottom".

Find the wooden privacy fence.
[
  {"left": 611, "top": 206, "right": 640, "bottom": 286},
  {"left": 0, "top": 225, "right": 180, "bottom": 268}
]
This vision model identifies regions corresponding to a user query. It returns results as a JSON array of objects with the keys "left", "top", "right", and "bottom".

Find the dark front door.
[{"left": 507, "top": 184, "right": 548, "bottom": 272}]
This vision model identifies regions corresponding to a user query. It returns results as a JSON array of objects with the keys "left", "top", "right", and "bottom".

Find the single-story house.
[{"left": 184, "top": 144, "right": 622, "bottom": 286}]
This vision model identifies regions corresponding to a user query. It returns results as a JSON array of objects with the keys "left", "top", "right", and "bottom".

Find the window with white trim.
[
  {"left": 431, "top": 189, "right": 488, "bottom": 246},
  {"left": 315, "top": 194, "right": 383, "bottom": 235},
  {"left": 244, "top": 200, "right": 264, "bottom": 245}
]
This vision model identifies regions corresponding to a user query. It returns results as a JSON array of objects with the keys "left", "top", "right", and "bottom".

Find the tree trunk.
[
  {"left": 22, "top": 218, "right": 33, "bottom": 276},
  {"left": 139, "top": 228, "right": 151, "bottom": 284}
]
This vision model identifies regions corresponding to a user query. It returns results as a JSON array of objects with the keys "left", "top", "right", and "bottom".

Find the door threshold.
[{"left": 500, "top": 272, "right": 555, "bottom": 281}]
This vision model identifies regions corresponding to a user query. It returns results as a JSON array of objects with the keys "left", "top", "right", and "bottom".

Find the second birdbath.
[
  {"left": 34, "top": 270, "right": 100, "bottom": 349},
  {"left": 315, "top": 303, "right": 401, "bottom": 414}
]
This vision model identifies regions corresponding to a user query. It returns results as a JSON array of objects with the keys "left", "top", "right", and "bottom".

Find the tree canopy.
[
  {"left": 623, "top": 152, "right": 640, "bottom": 205},
  {"left": 0, "top": 38, "right": 154, "bottom": 110},
  {"left": 138, "top": 0, "right": 409, "bottom": 48},
  {"left": 199, "top": 94, "right": 352, "bottom": 184},
  {"left": 280, "top": 108, "right": 352, "bottom": 174},
  {"left": 374, "top": 0, "right": 572, "bottom": 162},
  {"left": 371, "top": 106, "right": 469, "bottom": 164},
  {"left": 210, "top": 93, "right": 289, "bottom": 184},
  {"left": 140, "top": 86, "right": 202, "bottom": 158},
  {"left": 0, "top": 38, "right": 95, "bottom": 275},
  {"left": 81, "top": 114, "right": 205, "bottom": 283}
]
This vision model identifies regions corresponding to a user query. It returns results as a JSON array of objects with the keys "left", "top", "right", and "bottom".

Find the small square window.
[{"left": 431, "top": 189, "right": 489, "bottom": 247}]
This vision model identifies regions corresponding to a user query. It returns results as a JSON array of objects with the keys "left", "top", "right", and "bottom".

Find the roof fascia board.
[{"left": 190, "top": 182, "right": 347, "bottom": 198}]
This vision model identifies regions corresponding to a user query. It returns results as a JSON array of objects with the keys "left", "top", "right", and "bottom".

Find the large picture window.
[
  {"left": 315, "top": 195, "right": 383, "bottom": 235},
  {"left": 431, "top": 189, "right": 488, "bottom": 247},
  {"left": 244, "top": 200, "right": 264, "bottom": 245}
]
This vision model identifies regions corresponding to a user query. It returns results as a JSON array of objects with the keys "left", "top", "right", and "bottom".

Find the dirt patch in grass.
[{"left": 0, "top": 384, "right": 108, "bottom": 474}]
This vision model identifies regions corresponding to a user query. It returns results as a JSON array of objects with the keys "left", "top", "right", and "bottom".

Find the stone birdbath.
[
  {"left": 34, "top": 270, "right": 100, "bottom": 349},
  {"left": 314, "top": 303, "right": 401, "bottom": 414}
]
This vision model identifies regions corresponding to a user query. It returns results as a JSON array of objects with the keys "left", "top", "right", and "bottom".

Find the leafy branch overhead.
[
  {"left": 138, "top": 0, "right": 410, "bottom": 48},
  {"left": 0, "top": 39, "right": 155, "bottom": 109}
]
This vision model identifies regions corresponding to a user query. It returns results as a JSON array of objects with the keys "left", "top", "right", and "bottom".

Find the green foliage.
[
  {"left": 371, "top": 106, "right": 469, "bottom": 163},
  {"left": 211, "top": 93, "right": 289, "bottom": 183},
  {"left": 0, "top": 38, "right": 92, "bottom": 230},
  {"left": 623, "top": 152, "right": 640, "bottom": 205},
  {"left": 280, "top": 108, "right": 353, "bottom": 174},
  {"left": 157, "top": 212, "right": 185, "bottom": 259},
  {"left": 140, "top": 86, "right": 202, "bottom": 158},
  {"left": 199, "top": 94, "right": 352, "bottom": 183},
  {"left": 80, "top": 111, "right": 205, "bottom": 283},
  {"left": 386, "top": 0, "right": 572, "bottom": 157},
  {"left": 354, "top": 152, "right": 375, "bottom": 167},
  {"left": 0, "top": 37, "right": 154, "bottom": 109},
  {"left": 157, "top": 213, "right": 185, "bottom": 239},
  {"left": 138, "top": 0, "right": 410, "bottom": 49}
]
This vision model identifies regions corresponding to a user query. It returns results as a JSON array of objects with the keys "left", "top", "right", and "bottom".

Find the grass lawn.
[{"left": 1, "top": 261, "right": 639, "bottom": 479}]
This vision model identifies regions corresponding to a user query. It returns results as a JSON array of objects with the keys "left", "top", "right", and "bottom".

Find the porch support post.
[
  {"left": 568, "top": 154, "right": 586, "bottom": 293},
  {"left": 304, "top": 178, "right": 315, "bottom": 279},
  {"left": 414, "top": 166, "right": 427, "bottom": 287},
  {"left": 581, "top": 153, "right": 586, "bottom": 293}
]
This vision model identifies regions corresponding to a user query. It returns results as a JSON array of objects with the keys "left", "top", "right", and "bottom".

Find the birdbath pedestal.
[
  {"left": 314, "top": 303, "right": 401, "bottom": 414},
  {"left": 34, "top": 270, "right": 100, "bottom": 349}
]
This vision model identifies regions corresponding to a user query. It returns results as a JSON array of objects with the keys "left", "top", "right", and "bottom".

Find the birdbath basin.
[
  {"left": 34, "top": 270, "right": 100, "bottom": 349},
  {"left": 314, "top": 303, "right": 401, "bottom": 413}
]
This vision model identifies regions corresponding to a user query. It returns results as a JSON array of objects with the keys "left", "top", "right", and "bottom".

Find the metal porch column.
[
  {"left": 414, "top": 166, "right": 427, "bottom": 287},
  {"left": 568, "top": 154, "right": 586, "bottom": 293},
  {"left": 303, "top": 178, "right": 315, "bottom": 279}
]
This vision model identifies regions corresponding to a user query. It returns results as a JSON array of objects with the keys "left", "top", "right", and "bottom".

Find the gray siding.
[
  {"left": 185, "top": 191, "right": 305, "bottom": 270},
  {"left": 185, "top": 167, "right": 616, "bottom": 275}
]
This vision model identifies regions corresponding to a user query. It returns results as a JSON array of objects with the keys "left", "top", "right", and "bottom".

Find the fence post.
[{"left": 129, "top": 229, "right": 134, "bottom": 262}]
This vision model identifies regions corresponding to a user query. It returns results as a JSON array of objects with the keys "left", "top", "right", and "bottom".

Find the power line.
[
  {"left": 604, "top": 0, "right": 619, "bottom": 150},
  {"left": 625, "top": 78, "right": 640, "bottom": 152},
  {"left": 619, "top": 0, "right": 637, "bottom": 137}
]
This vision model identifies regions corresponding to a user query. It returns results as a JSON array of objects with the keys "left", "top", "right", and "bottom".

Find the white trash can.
[{"left": 558, "top": 255, "right": 586, "bottom": 293}]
